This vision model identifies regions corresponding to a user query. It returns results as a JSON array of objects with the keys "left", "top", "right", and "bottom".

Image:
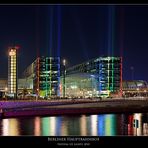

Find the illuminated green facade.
[
  {"left": 33, "top": 57, "right": 60, "bottom": 97},
  {"left": 98, "top": 57, "right": 122, "bottom": 97}
]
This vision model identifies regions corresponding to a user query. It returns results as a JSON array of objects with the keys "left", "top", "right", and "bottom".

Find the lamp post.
[
  {"left": 137, "top": 88, "right": 140, "bottom": 97},
  {"left": 36, "top": 88, "right": 39, "bottom": 101},
  {"left": 144, "top": 89, "right": 147, "bottom": 97},
  {"left": 63, "top": 59, "right": 66, "bottom": 98},
  {"left": 5, "top": 87, "right": 8, "bottom": 99}
]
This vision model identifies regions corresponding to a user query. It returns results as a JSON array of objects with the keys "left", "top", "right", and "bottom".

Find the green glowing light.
[
  {"left": 107, "top": 60, "right": 110, "bottom": 96},
  {"left": 41, "top": 117, "right": 50, "bottom": 136},
  {"left": 39, "top": 90, "right": 46, "bottom": 97},
  {"left": 105, "top": 114, "right": 116, "bottom": 136},
  {"left": 49, "top": 58, "right": 52, "bottom": 96},
  {"left": 46, "top": 58, "right": 48, "bottom": 96},
  {"left": 111, "top": 58, "right": 114, "bottom": 91}
]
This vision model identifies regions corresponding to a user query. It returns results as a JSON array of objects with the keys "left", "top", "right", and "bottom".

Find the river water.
[{"left": 0, "top": 113, "right": 147, "bottom": 136}]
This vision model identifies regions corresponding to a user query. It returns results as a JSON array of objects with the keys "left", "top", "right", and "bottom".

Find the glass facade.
[
  {"left": 8, "top": 48, "right": 18, "bottom": 97},
  {"left": 60, "top": 73, "right": 99, "bottom": 98},
  {"left": 33, "top": 57, "right": 60, "bottom": 97},
  {"left": 98, "top": 57, "right": 122, "bottom": 97},
  {"left": 61, "top": 57, "right": 122, "bottom": 98}
]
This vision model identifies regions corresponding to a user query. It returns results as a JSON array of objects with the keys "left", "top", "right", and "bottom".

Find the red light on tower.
[{"left": 15, "top": 45, "right": 20, "bottom": 49}]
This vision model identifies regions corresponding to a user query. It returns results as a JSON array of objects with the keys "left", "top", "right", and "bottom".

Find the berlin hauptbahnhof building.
[{"left": 0, "top": 48, "right": 148, "bottom": 99}]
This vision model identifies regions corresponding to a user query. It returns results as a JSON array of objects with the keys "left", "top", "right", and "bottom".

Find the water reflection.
[
  {"left": 105, "top": 114, "right": 117, "bottom": 136},
  {"left": 2, "top": 119, "right": 9, "bottom": 136},
  {"left": 98, "top": 115, "right": 105, "bottom": 136},
  {"left": 143, "top": 123, "right": 148, "bottom": 136},
  {"left": 61, "top": 116, "right": 68, "bottom": 136},
  {"left": 90, "top": 115, "right": 98, "bottom": 136},
  {"left": 121, "top": 114, "right": 128, "bottom": 135},
  {"left": 56, "top": 117, "right": 62, "bottom": 136},
  {"left": 0, "top": 113, "right": 147, "bottom": 136},
  {"left": 80, "top": 115, "right": 87, "bottom": 136},
  {"left": 2, "top": 119, "right": 20, "bottom": 136},
  {"left": 133, "top": 113, "right": 142, "bottom": 136},
  {"left": 19, "top": 117, "right": 34, "bottom": 135},
  {"left": 128, "top": 114, "right": 133, "bottom": 135},
  {"left": 34, "top": 117, "right": 41, "bottom": 136},
  {"left": 66, "top": 116, "right": 81, "bottom": 135},
  {"left": 50, "top": 117, "right": 56, "bottom": 136}
]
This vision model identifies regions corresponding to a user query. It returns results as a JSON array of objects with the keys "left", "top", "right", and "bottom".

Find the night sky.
[{"left": 0, "top": 5, "right": 148, "bottom": 81}]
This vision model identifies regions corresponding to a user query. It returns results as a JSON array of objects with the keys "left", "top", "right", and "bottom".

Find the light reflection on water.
[
  {"left": 34, "top": 117, "right": 41, "bottom": 136},
  {"left": 0, "top": 113, "right": 147, "bottom": 136},
  {"left": 98, "top": 115, "right": 105, "bottom": 136},
  {"left": 2, "top": 119, "right": 9, "bottom": 136},
  {"left": 2, "top": 119, "right": 20, "bottom": 136},
  {"left": 90, "top": 115, "right": 98, "bottom": 136},
  {"left": 105, "top": 114, "right": 116, "bottom": 136},
  {"left": 61, "top": 117, "right": 68, "bottom": 136},
  {"left": 80, "top": 115, "right": 87, "bottom": 136}
]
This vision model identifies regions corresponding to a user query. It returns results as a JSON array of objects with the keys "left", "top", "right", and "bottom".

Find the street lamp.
[
  {"left": 144, "top": 89, "right": 147, "bottom": 97},
  {"left": 36, "top": 88, "right": 39, "bottom": 100},
  {"left": 137, "top": 88, "right": 140, "bottom": 97},
  {"left": 5, "top": 87, "right": 8, "bottom": 99},
  {"left": 5, "top": 87, "right": 8, "bottom": 92},
  {"left": 63, "top": 59, "right": 66, "bottom": 98}
]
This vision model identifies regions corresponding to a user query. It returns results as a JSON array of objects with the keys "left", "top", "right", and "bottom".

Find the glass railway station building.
[
  {"left": 1, "top": 55, "right": 148, "bottom": 99},
  {"left": 60, "top": 57, "right": 122, "bottom": 98},
  {"left": 23, "top": 56, "right": 60, "bottom": 98}
]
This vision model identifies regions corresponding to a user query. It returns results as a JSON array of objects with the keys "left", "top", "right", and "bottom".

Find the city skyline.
[{"left": 0, "top": 5, "right": 148, "bottom": 81}]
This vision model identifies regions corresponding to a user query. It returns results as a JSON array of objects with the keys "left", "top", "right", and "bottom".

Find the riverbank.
[{"left": 0, "top": 98, "right": 148, "bottom": 118}]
